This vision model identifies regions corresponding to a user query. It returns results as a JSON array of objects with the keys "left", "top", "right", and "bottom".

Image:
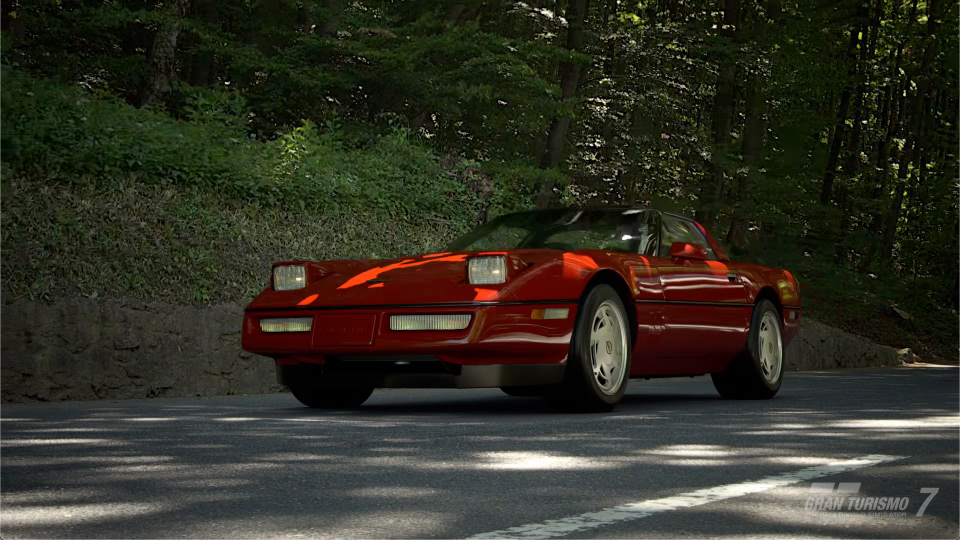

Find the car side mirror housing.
[{"left": 669, "top": 242, "right": 708, "bottom": 260}]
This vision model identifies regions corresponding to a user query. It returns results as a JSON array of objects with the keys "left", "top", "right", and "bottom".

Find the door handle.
[{"left": 726, "top": 273, "right": 740, "bottom": 283}]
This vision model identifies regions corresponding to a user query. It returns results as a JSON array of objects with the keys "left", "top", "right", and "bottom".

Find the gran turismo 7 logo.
[{"left": 804, "top": 482, "right": 939, "bottom": 517}]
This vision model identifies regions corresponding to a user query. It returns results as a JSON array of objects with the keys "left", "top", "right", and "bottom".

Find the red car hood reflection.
[{"left": 246, "top": 250, "right": 561, "bottom": 309}]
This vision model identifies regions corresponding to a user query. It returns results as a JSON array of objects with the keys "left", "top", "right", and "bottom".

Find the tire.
[
  {"left": 711, "top": 299, "right": 783, "bottom": 399},
  {"left": 545, "top": 284, "right": 632, "bottom": 412},
  {"left": 500, "top": 386, "right": 548, "bottom": 397},
  {"left": 289, "top": 386, "right": 374, "bottom": 408}
]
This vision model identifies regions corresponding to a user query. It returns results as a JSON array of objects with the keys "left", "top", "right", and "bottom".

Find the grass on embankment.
[
  {"left": 1, "top": 176, "right": 465, "bottom": 304},
  {"left": 0, "top": 68, "right": 531, "bottom": 303}
]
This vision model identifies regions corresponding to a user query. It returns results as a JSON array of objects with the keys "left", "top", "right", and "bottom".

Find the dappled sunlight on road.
[
  {"left": 1, "top": 369, "right": 957, "bottom": 538},
  {"left": 251, "top": 452, "right": 336, "bottom": 462},
  {"left": 648, "top": 444, "right": 734, "bottom": 457},
  {"left": 827, "top": 415, "right": 960, "bottom": 430},
  {"left": 473, "top": 451, "right": 616, "bottom": 471},
  {"left": 345, "top": 486, "right": 441, "bottom": 498},
  {"left": 1, "top": 438, "right": 124, "bottom": 447},
  {"left": 325, "top": 509, "right": 454, "bottom": 538},
  {"left": 1, "top": 503, "right": 176, "bottom": 528},
  {"left": 761, "top": 456, "right": 838, "bottom": 466},
  {"left": 732, "top": 412, "right": 960, "bottom": 442}
]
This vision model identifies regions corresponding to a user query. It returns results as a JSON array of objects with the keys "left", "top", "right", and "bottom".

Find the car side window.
[
  {"left": 631, "top": 210, "right": 659, "bottom": 256},
  {"left": 659, "top": 214, "right": 716, "bottom": 260},
  {"left": 535, "top": 210, "right": 658, "bottom": 253},
  {"left": 600, "top": 210, "right": 658, "bottom": 255}
]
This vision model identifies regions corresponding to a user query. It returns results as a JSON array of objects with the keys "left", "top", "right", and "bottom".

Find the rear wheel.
[
  {"left": 711, "top": 299, "right": 783, "bottom": 399},
  {"left": 289, "top": 386, "right": 374, "bottom": 408},
  {"left": 545, "top": 284, "right": 631, "bottom": 412}
]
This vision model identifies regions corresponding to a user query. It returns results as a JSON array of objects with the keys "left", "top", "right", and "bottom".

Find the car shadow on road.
[{"left": 255, "top": 389, "right": 730, "bottom": 418}]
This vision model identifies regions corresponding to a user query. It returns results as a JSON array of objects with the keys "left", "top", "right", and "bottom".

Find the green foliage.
[
  {"left": 1, "top": 0, "right": 957, "bottom": 362},
  {"left": 1, "top": 69, "right": 482, "bottom": 222},
  {"left": 2, "top": 69, "right": 257, "bottom": 194},
  {"left": 745, "top": 232, "right": 958, "bottom": 363}
]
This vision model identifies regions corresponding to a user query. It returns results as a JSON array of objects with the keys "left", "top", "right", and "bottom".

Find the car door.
[
  {"left": 649, "top": 213, "right": 752, "bottom": 372},
  {"left": 614, "top": 210, "right": 668, "bottom": 374}
]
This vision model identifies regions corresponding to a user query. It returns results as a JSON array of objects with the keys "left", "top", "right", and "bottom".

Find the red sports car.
[{"left": 241, "top": 207, "right": 801, "bottom": 412}]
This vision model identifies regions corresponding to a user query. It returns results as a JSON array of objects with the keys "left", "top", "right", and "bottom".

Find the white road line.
[{"left": 468, "top": 454, "right": 904, "bottom": 540}]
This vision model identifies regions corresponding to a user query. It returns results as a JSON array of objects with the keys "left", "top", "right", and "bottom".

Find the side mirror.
[{"left": 669, "top": 242, "right": 708, "bottom": 260}]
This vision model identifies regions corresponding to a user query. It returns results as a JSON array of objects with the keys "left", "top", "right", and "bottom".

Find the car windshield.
[{"left": 448, "top": 209, "right": 657, "bottom": 254}]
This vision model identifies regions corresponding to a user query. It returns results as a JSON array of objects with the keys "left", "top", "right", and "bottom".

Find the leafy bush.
[
  {"left": 1, "top": 69, "right": 484, "bottom": 223},
  {"left": 2, "top": 69, "right": 259, "bottom": 195}
]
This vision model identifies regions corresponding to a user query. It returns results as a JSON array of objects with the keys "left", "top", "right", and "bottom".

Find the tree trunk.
[
  {"left": 868, "top": 44, "right": 904, "bottom": 209},
  {"left": 602, "top": 0, "right": 618, "bottom": 22},
  {"left": 695, "top": 0, "right": 739, "bottom": 229},
  {"left": 535, "top": 0, "right": 589, "bottom": 208},
  {"left": 297, "top": 3, "right": 311, "bottom": 31},
  {"left": 140, "top": 0, "right": 190, "bottom": 108},
  {"left": 2, "top": 1, "right": 27, "bottom": 46},
  {"left": 264, "top": 0, "right": 283, "bottom": 27},
  {"left": 319, "top": 0, "right": 345, "bottom": 36},
  {"left": 820, "top": 20, "right": 860, "bottom": 203},
  {"left": 866, "top": 0, "right": 881, "bottom": 57},
  {"left": 445, "top": 4, "right": 466, "bottom": 27},
  {"left": 880, "top": 138, "right": 913, "bottom": 261},
  {"left": 879, "top": 0, "right": 940, "bottom": 260},
  {"left": 726, "top": 72, "right": 765, "bottom": 252},
  {"left": 820, "top": 87, "right": 850, "bottom": 203},
  {"left": 188, "top": 0, "right": 218, "bottom": 87},
  {"left": 767, "top": 0, "right": 781, "bottom": 21},
  {"left": 843, "top": 10, "right": 870, "bottom": 174},
  {"left": 726, "top": 0, "right": 777, "bottom": 250}
]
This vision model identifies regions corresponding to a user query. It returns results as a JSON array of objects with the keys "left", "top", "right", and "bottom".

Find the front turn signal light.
[{"left": 531, "top": 308, "right": 569, "bottom": 320}]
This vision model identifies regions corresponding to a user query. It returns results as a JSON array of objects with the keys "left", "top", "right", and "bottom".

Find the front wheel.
[
  {"left": 711, "top": 299, "right": 783, "bottom": 399},
  {"left": 545, "top": 284, "right": 632, "bottom": 412},
  {"left": 289, "top": 386, "right": 374, "bottom": 408}
]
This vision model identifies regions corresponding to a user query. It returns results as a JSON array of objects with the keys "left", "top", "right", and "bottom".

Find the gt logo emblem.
[{"left": 605, "top": 341, "right": 613, "bottom": 354}]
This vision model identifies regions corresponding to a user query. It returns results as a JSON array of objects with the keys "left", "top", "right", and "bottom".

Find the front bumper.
[{"left": 242, "top": 302, "right": 578, "bottom": 388}]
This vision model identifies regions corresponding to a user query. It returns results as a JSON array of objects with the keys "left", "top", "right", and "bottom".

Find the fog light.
[
  {"left": 260, "top": 317, "right": 312, "bottom": 333},
  {"left": 390, "top": 314, "right": 472, "bottom": 331}
]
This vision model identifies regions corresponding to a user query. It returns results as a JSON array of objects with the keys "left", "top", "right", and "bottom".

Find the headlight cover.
[
  {"left": 273, "top": 264, "right": 307, "bottom": 291},
  {"left": 468, "top": 256, "right": 507, "bottom": 285}
]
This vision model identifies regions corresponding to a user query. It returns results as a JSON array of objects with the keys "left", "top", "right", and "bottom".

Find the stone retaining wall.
[
  {"left": 1, "top": 298, "right": 909, "bottom": 403},
  {"left": 1, "top": 298, "right": 280, "bottom": 403},
  {"left": 784, "top": 317, "right": 911, "bottom": 371}
]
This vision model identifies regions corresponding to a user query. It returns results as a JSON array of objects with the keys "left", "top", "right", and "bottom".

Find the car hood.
[{"left": 246, "top": 250, "right": 565, "bottom": 309}]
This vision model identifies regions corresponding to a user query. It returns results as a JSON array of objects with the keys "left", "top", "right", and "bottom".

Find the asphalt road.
[{"left": 2, "top": 366, "right": 958, "bottom": 539}]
